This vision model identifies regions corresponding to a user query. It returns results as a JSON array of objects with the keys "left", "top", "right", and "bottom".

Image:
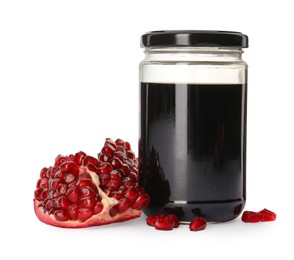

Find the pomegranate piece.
[
  {"left": 189, "top": 217, "right": 207, "bottom": 231},
  {"left": 146, "top": 214, "right": 179, "bottom": 231},
  {"left": 34, "top": 138, "right": 150, "bottom": 228},
  {"left": 241, "top": 208, "right": 276, "bottom": 223}
]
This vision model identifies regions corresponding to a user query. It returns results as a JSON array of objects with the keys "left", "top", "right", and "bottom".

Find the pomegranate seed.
[
  {"left": 116, "top": 198, "right": 131, "bottom": 214},
  {"left": 124, "top": 188, "right": 139, "bottom": 203},
  {"left": 78, "top": 208, "right": 93, "bottom": 222},
  {"left": 40, "top": 167, "right": 48, "bottom": 178},
  {"left": 56, "top": 196, "right": 70, "bottom": 209},
  {"left": 126, "top": 151, "right": 135, "bottom": 160},
  {"left": 121, "top": 164, "right": 130, "bottom": 175},
  {"left": 64, "top": 173, "right": 76, "bottom": 184},
  {"left": 49, "top": 178, "right": 62, "bottom": 190},
  {"left": 110, "top": 191, "right": 124, "bottom": 201},
  {"left": 102, "top": 144, "right": 116, "bottom": 155},
  {"left": 131, "top": 193, "right": 150, "bottom": 209},
  {"left": 93, "top": 202, "right": 103, "bottom": 214},
  {"left": 98, "top": 152, "right": 112, "bottom": 162},
  {"left": 79, "top": 187, "right": 96, "bottom": 198},
  {"left": 98, "top": 163, "right": 113, "bottom": 174},
  {"left": 155, "top": 217, "right": 175, "bottom": 231},
  {"left": 113, "top": 151, "right": 124, "bottom": 161},
  {"left": 167, "top": 214, "right": 179, "bottom": 228},
  {"left": 106, "top": 179, "right": 121, "bottom": 190},
  {"left": 55, "top": 155, "right": 68, "bottom": 166},
  {"left": 259, "top": 208, "right": 276, "bottom": 222},
  {"left": 82, "top": 155, "right": 101, "bottom": 167},
  {"left": 68, "top": 204, "right": 78, "bottom": 220},
  {"left": 73, "top": 151, "right": 87, "bottom": 165},
  {"left": 60, "top": 162, "right": 79, "bottom": 175},
  {"left": 111, "top": 158, "right": 123, "bottom": 169},
  {"left": 54, "top": 170, "right": 65, "bottom": 179},
  {"left": 189, "top": 217, "right": 207, "bottom": 231},
  {"left": 115, "top": 139, "right": 125, "bottom": 146},
  {"left": 54, "top": 210, "right": 70, "bottom": 222},
  {"left": 66, "top": 187, "right": 79, "bottom": 202},
  {"left": 39, "top": 178, "right": 49, "bottom": 189},
  {"left": 76, "top": 179, "right": 94, "bottom": 188},
  {"left": 241, "top": 211, "right": 261, "bottom": 223},
  {"left": 44, "top": 199, "right": 53, "bottom": 210},
  {"left": 57, "top": 184, "right": 67, "bottom": 195},
  {"left": 105, "top": 138, "right": 116, "bottom": 147},
  {"left": 146, "top": 214, "right": 164, "bottom": 226},
  {"left": 124, "top": 142, "right": 131, "bottom": 151},
  {"left": 99, "top": 174, "right": 110, "bottom": 187},
  {"left": 109, "top": 206, "right": 118, "bottom": 217},
  {"left": 78, "top": 196, "right": 97, "bottom": 208},
  {"left": 34, "top": 189, "right": 42, "bottom": 200},
  {"left": 110, "top": 170, "right": 123, "bottom": 182},
  {"left": 127, "top": 172, "right": 138, "bottom": 182}
]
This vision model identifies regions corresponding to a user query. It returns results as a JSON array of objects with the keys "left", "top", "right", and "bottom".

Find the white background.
[{"left": 0, "top": 0, "right": 293, "bottom": 259}]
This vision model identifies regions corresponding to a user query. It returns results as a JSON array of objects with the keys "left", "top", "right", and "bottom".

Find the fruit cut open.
[{"left": 34, "top": 138, "right": 150, "bottom": 228}]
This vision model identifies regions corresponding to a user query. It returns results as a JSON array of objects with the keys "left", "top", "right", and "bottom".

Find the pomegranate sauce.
[{"left": 139, "top": 82, "right": 247, "bottom": 222}]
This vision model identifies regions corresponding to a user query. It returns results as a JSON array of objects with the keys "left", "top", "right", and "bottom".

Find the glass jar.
[{"left": 139, "top": 30, "right": 248, "bottom": 223}]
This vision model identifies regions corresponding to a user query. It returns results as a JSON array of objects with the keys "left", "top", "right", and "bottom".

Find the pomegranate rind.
[{"left": 34, "top": 199, "right": 141, "bottom": 228}]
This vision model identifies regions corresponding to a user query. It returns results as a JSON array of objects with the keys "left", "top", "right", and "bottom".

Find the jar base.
[{"left": 142, "top": 199, "right": 245, "bottom": 223}]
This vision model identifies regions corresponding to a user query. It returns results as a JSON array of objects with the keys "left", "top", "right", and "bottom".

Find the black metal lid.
[{"left": 141, "top": 30, "right": 248, "bottom": 48}]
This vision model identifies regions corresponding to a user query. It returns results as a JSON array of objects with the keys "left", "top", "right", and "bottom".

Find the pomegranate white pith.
[{"left": 34, "top": 138, "right": 150, "bottom": 228}]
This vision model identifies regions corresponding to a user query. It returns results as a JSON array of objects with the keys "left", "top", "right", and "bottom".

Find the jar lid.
[{"left": 141, "top": 30, "right": 248, "bottom": 48}]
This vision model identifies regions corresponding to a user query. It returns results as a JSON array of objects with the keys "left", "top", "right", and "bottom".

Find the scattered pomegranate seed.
[
  {"left": 259, "top": 208, "right": 276, "bottom": 222},
  {"left": 146, "top": 214, "right": 165, "bottom": 226},
  {"left": 241, "top": 211, "right": 261, "bottom": 223},
  {"left": 189, "top": 217, "right": 207, "bottom": 231},
  {"left": 146, "top": 214, "right": 180, "bottom": 231},
  {"left": 155, "top": 217, "right": 174, "bottom": 231},
  {"left": 241, "top": 208, "right": 276, "bottom": 223}
]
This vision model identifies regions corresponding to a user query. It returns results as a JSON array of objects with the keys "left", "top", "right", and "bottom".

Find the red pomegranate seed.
[
  {"left": 60, "top": 162, "right": 79, "bottom": 175},
  {"left": 131, "top": 193, "right": 150, "bottom": 209},
  {"left": 124, "top": 188, "right": 139, "bottom": 203},
  {"left": 98, "top": 163, "right": 113, "bottom": 175},
  {"left": 189, "top": 217, "right": 207, "bottom": 231},
  {"left": 167, "top": 214, "right": 179, "bottom": 228},
  {"left": 55, "top": 155, "right": 68, "bottom": 166},
  {"left": 241, "top": 211, "right": 261, "bottom": 223},
  {"left": 155, "top": 216, "right": 175, "bottom": 231},
  {"left": 73, "top": 151, "right": 87, "bottom": 165},
  {"left": 40, "top": 167, "right": 48, "bottom": 178},
  {"left": 110, "top": 170, "right": 123, "bottom": 182},
  {"left": 54, "top": 210, "right": 70, "bottom": 222},
  {"left": 78, "top": 208, "right": 93, "bottom": 222},
  {"left": 102, "top": 144, "right": 116, "bottom": 156},
  {"left": 146, "top": 214, "right": 165, "bottom": 226},
  {"left": 82, "top": 156, "right": 101, "bottom": 167},
  {"left": 66, "top": 187, "right": 79, "bottom": 203},
  {"left": 259, "top": 208, "right": 276, "bottom": 222},
  {"left": 99, "top": 174, "right": 110, "bottom": 187}
]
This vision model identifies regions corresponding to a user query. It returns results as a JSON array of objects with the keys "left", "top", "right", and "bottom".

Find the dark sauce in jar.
[{"left": 139, "top": 82, "right": 247, "bottom": 222}]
